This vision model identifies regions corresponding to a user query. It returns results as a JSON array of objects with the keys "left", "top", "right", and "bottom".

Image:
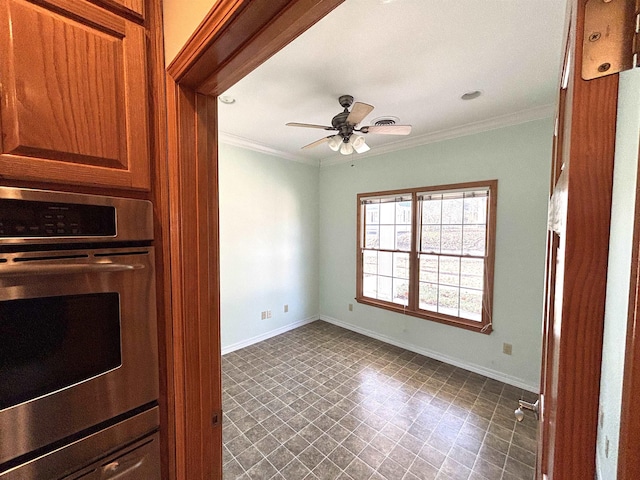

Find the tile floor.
[{"left": 222, "top": 321, "right": 538, "bottom": 480}]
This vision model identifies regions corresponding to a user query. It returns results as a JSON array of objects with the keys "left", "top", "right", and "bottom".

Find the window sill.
[{"left": 355, "top": 297, "right": 492, "bottom": 334}]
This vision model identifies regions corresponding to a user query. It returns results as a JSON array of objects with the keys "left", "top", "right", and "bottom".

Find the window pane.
[
  {"left": 441, "top": 225, "right": 462, "bottom": 254},
  {"left": 421, "top": 225, "right": 440, "bottom": 252},
  {"left": 420, "top": 255, "right": 438, "bottom": 283},
  {"left": 379, "top": 251, "right": 393, "bottom": 277},
  {"left": 363, "top": 274, "right": 377, "bottom": 298},
  {"left": 394, "top": 253, "right": 410, "bottom": 280},
  {"left": 439, "top": 256, "right": 460, "bottom": 287},
  {"left": 460, "top": 257, "right": 484, "bottom": 290},
  {"left": 380, "top": 202, "right": 395, "bottom": 224},
  {"left": 422, "top": 198, "right": 441, "bottom": 224},
  {"left": 363, "top": 250, "right": 378, "bottom": 275},
  {"left": 377, "top": 276, "right": 392, "bottom": 302},
  {"left": 360, "top": 183, "right": 493, "bottom": 329},
  {"left": 438, "top": 285, "right": 459, "bottom": 316},
  {"left": 441, "top": 197, "right": 463, "bottom": 224},
  {"left": 419, "top": 282, "right": 438, "bottom": 312},
  {"left": 365, "top": 203, "right": 380, "bottom": 224},
  {"left": 463, "top": 196, "right": 487, "bottom": 224},
  {"left": 396, "top": 226, "right": 411, "bottom": 251},
  {"left": 460, "top": 288, "right": 482, "bottom": 321},
  {"left": 393, "top": 279, "right": 409, "bottom": 305},
  {"left": 380, "top": 225, "right": 395, "bottom": 250},
  {"left": 462, "top": 225, "right": 486, "bottom": 256},
  {"left": 396, "top": 201, "right": 412, "bottom": 225},
  {"left": 365, "top": 226, "right": 379, "bottom": 249}
]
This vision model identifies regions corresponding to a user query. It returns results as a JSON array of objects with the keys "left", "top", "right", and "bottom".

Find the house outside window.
[{"left": 356, "top": 180, "right": 497, "bottom": 333}]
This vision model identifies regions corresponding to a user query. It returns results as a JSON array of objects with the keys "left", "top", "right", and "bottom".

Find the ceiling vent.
[{"left": 372, "top": 116, "right": 400, "bottom": 126}]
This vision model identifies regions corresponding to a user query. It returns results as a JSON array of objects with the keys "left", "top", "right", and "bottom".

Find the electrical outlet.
[
  {"left": 261, "top": 311, "right": 266, "bottom": 320},
  {"left": 266, "top": 310, "right": 272, "bottom": 319},
  {"left": 348, "top": 303, "right": 353, "bottom": 311},
  {"left": 503, "top": 343, "right": 513, "bottom": 355},
  {"left": 284, "top": 304, "right": 288, "bottom": 313}
]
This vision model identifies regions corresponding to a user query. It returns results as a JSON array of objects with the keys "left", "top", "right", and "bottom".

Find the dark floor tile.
[
  {"left": 222, "top": 322, "right": 539, "bottom": 480},
  {"left": 345, "top": 457, "right": 375, "bottom": 480},
  {"left": 508, "top": 444, "right": 536, "bottom": 468},
  {"left": 342, "top": 433, "right": 368, "bottom": 456},
  {"left": 254, "top": 433, "right": 281, "bottom": 457},
  {"left": 235, "top": 445, "right": 264, "bottom": 471},
  {"left": 448, "top": 445, "right": 477, "bottom": 469},
  {"left": 298, "top": 445, "right": 325, "bottom": 471},
  {"left": 280, "top": 458, "right": 312, "bottom": 480},
  {"left": 408, "top": 457, "right": 439, "bottom": 480},
  {"left": 267, "top": 445, "right": 295, "bottom": 470},
  {"left": 439, "top": 457, "right": 471, "bottom": 480},
  {"left": 245, "top": 457, "right": 278, "bottom": 479},
  {"left": 504, "top": 457, "right": 535, "bottom": 479},
  {"left": 418, "top": 445, "right": 447, "bottom": 469},
  {"left": 312, "top": 458, "right": 342, "bottom": 479},
  {"left": 223, "top": 458, "right": 245, "bottom": 480},
  {"left": 478, "top": 443, "right": 506, "bottom": 468},
  {"left": 377, "top": 457, "right": 407, "bottom": 480}
]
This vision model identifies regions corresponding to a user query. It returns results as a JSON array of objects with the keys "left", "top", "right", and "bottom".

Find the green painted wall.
[
  {"left": 219, "top": 144, "right": 320, "bottom": 350},
  {"left": 318, "top": 119, "right": 553, "bottom": 389}
]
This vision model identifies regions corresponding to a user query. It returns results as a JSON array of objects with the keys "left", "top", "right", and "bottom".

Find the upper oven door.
[{"left": 0, "top": 247, "right": 158, "bottom": 467}]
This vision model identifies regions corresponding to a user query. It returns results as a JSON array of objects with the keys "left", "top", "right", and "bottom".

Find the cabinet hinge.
[{"left": 582, "top": 0, "right": 640, "bottom": 79}]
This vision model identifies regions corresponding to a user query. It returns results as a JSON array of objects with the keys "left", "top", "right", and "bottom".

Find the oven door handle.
[{"left": 1, "top": 263, "right": 144, "bottom": 276}]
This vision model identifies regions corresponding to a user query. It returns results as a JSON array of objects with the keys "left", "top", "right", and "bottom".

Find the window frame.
[{"left": 356, "top": 180, "right": 497, "bottom": 334}]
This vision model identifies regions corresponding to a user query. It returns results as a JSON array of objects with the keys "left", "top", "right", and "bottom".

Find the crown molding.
[
  {"left": 218, "top": 132, "right": 320, "bottom": 166},
  {"left": 319, "top": 104, "right": 556, "bottom": 168},
  {"left": 219, "top": 104, "right": 555, "bottom": 168}
]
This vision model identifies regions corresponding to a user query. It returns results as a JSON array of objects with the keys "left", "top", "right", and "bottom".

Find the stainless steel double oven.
[{"left": 0, "top": 187, "right": 160, "bottom": 479}]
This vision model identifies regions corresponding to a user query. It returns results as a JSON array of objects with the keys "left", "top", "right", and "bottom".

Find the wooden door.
[
  {"left": 0, "top": 0, "right": 150, "bottom": 190},
  {"left": 538, "top": 0, "right": 619, "bottom": 478}
]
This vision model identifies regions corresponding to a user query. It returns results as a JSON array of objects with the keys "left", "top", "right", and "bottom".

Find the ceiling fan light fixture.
[
  {"left": 327, "top": 135, "right": 342, "bottom": 151},
  {"left": 340, "top": 141, "right": 354, "bottom": 155},
  {"left": 350, "top": 135, "right": 370, "bottom": 153}
]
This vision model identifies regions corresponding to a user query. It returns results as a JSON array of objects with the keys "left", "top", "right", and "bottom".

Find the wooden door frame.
[
  {"left": 163, "top": 1, "right": 343, "bottom": 478},
  {"left": 161, "top": 0, "right": 627, "bottom": 478},
  {"left": 538, "top": 1, "right": 620, "bottom": 477}
]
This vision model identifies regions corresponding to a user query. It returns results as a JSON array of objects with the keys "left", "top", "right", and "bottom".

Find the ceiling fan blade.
[
  {"left": 301, "top": 136, "right": 331, "bottom": 150},
  {"left": 346, "top": 102, "right": 374, "bottom": 125},
  {"left": 287, "top": 122, "right": 335, "bottom": 130},
  {"left": 362, "top": 125, "right": 412, "bottom": 135}
]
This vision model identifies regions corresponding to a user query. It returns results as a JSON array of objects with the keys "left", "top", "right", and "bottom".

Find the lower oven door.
[{"left": 0, "top": 247, "right": 158, "bottom": 467}]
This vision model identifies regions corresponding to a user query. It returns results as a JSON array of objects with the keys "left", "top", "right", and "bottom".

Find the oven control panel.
[
  {"left": 0, "top": 187, "right": 153, "bottom": 244},
  {"left": 0, "top": 198, "right": 116, "bottom": 238}
]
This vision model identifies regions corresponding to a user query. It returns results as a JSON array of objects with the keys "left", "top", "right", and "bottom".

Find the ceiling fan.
[{"left": 286, "top": 95, "right": 412, "bottom": 155}]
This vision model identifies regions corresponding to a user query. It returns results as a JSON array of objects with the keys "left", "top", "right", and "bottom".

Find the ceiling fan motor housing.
[
  {"left": 338, "top": 95, "right": 354, "bottom": 109},
  {"left": 333, "top": 95, "right": 357, "bottom": 141}
]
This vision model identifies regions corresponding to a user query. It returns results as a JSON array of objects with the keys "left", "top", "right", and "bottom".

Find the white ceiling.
[{"left": 218, "top": 0, "right": 567, "bottom": 166}]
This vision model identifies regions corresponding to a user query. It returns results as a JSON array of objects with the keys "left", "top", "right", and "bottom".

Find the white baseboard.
[
  {"left": 221, "top": 316, "right": 319, "bottom": 355},
  {"left": 320, "top": 315, "right": 538, "bottom": 392}
]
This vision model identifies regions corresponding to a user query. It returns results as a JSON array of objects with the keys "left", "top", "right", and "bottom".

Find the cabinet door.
[
  {"left": 0, "top": 0, "right": 150, "bottom": 190},
  {"left": 89, "top": 0, "right": 145, "bottom": 21}
]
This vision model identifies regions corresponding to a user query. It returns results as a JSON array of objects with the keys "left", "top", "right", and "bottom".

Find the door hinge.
[{"left": 582, "top": 0, "right": 640, "bottom": 80}]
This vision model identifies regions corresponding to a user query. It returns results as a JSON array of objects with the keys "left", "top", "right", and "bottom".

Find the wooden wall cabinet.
[
  {"left": 88, "top": 0, "right": 145, "bottom": 22},
  {"left": 0, "top": 0, "right": 150, "bottom": 190}
]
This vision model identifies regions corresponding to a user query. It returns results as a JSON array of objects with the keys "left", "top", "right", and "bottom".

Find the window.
[{"left": 357, "top": 181, "right": 497, "bottom": 333}]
